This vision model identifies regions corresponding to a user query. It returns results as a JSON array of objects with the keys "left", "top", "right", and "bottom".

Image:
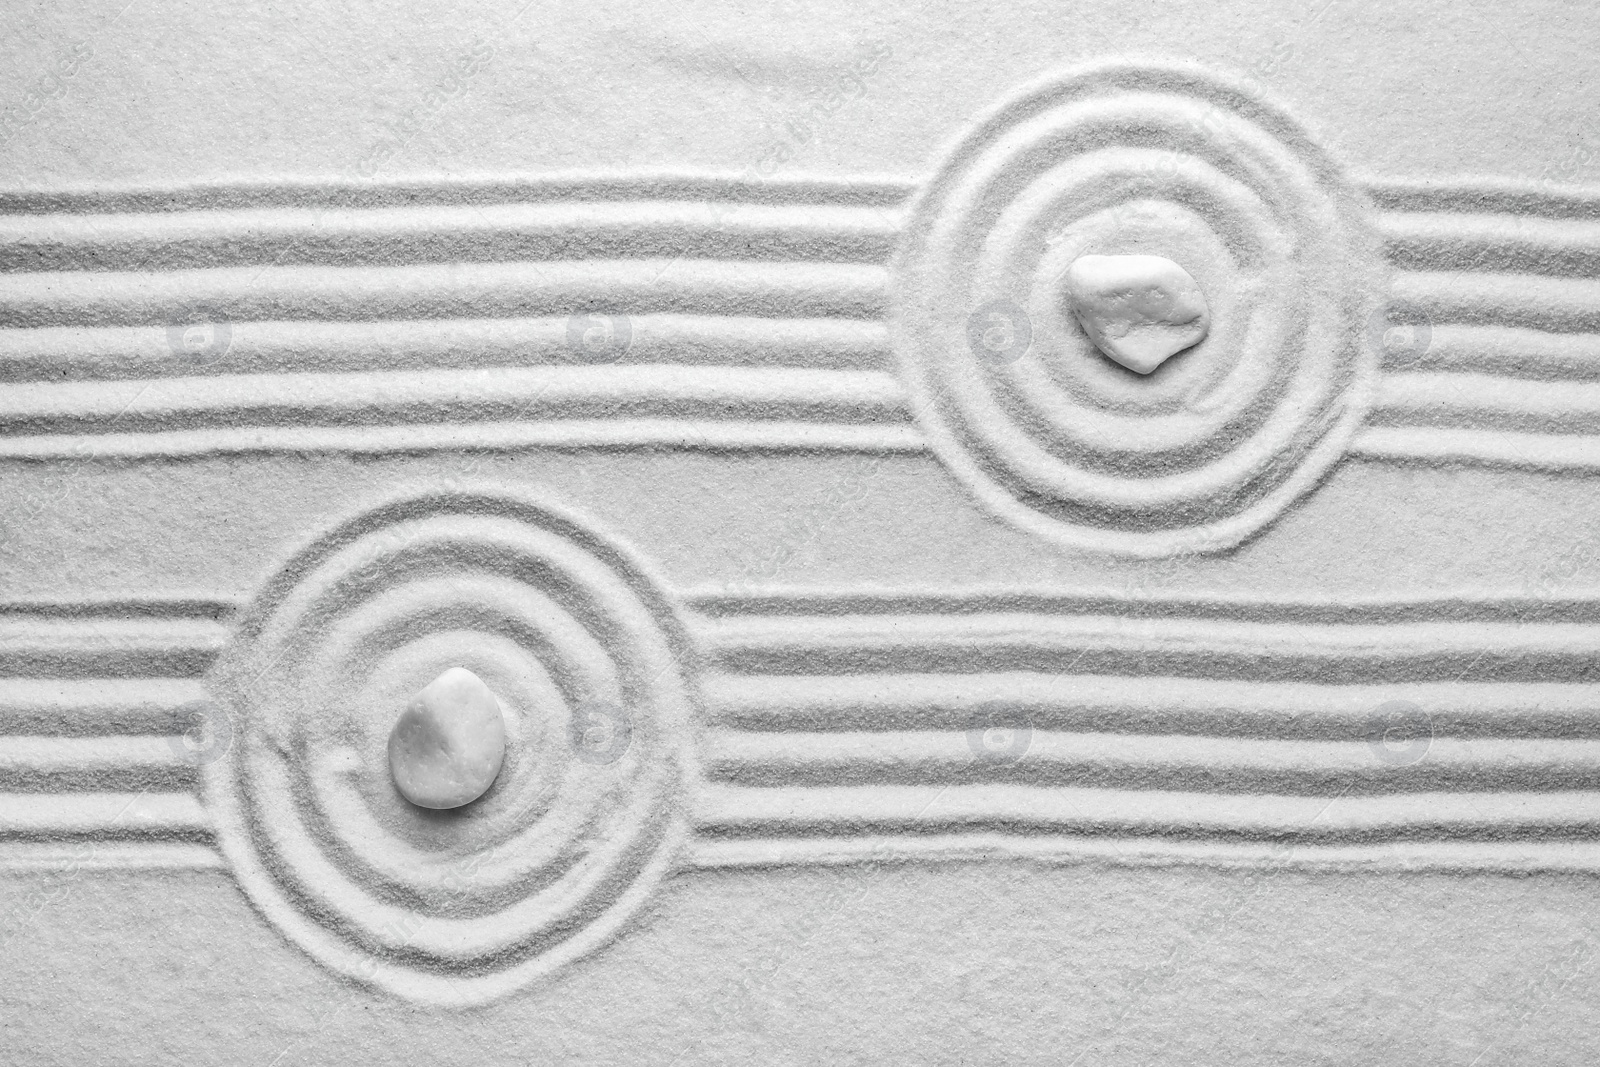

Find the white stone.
[
  {"left": 387, "top": 667, "right": 508, "bottom": 810},
  {"left": 1063, "top": 254, "right": 1210, "bottom": 374}
]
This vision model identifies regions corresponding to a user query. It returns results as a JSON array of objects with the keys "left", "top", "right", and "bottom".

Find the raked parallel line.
[
  {"left": 0, "top": 178, "right": 1597, "bottom": 467},
  {"left": 0, "top": 419, "right": 927, "bottom": 460},
  {"left": 694, "top": 611, "right": 1600, "bottom": 684},
  {"left": 0, "top": 174, "right": 919, "bottom": 214},
  {"left": 0, "top": 605, "right": 224, "bottom": 858},
  {"left": 0, "top": 366, "right": 911, "bottom": 433},
  {"left": 699, "top": 673, "right": 1600, "bottom": 737},
  {"left": 700, "top": 729, "right": 1600, "bottom": 794},
  {"left": 0, "top": 260, "right": 886, "bottom": 329},
  {"left": 15, "top": 785, "right": 1600, "bottom": 864},
  {"left": 8, "top": 594, "right": 1600, "bottom": 868},
  {"left": 687, "top": 833, "right": 1600, "bottom": 874},
  {"left": 693, "top": 782, "right": 1600, "bottom": 842},
  {"left": 0, "top": 200, "right": 900, "bottom": 272},
  {"left": 0, "top": 317, "right": 892, "bottom": 382}
]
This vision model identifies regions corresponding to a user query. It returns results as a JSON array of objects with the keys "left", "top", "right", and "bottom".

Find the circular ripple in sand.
[
  {"left": 205, "top": 489, "right": 694, "bottom": 1003},
  {"left": 894, "top": 61, "right": 1383, "bottom": 555}
]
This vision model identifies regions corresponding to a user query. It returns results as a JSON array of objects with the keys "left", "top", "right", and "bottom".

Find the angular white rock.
[
  {"left": 388, "top": 667, "right": 508, "bottom": 810},
  {"left": 1063, "top": 254, "right": 1210, "bottom": 374}
]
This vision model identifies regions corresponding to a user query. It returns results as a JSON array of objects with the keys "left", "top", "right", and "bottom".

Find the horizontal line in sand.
[
  {"left": 0, "top": 260, "right": 887, "bottom": 329},
  {"left": 0, "top": 316, "right": 892, "bottom": 382}
]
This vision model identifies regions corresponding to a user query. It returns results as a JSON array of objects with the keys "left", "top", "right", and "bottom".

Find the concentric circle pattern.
[
  {"left": 205, "top": 490, "right": 694, "bottom": 1004},
  {"left": 893, "top": 61, "right": 1382, "bottom": 554}
]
